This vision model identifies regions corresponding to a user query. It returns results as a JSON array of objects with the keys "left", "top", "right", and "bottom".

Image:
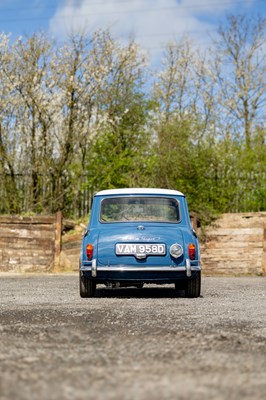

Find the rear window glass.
[{"left": 100, "top": 197, "right": 180, "bottom": 223}]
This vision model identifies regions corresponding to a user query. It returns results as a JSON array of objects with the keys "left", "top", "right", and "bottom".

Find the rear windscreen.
[{"left": 100, "top": 197, "right": 180, "bottom": 223}]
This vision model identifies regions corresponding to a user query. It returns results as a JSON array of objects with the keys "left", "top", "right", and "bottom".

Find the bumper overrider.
[{"left": 81, "top": 259, "right": 201, "bottom": 278}]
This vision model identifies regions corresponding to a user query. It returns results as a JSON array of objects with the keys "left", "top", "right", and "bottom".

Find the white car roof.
[{"left": 95, "top": 188, "right": 185, "bottom": 197}]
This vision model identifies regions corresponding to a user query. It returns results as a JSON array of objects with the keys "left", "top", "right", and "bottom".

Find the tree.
[
  {"left": 151, "top": 38, "right": 219, "bottom": 216},
  {"left": 214, "top": 14, "right": 266, "bottom": 147},
  {"left": 0, "top": 20, "right": 265, "bottom": 218},
  {"left": 0, "top": 33, "right": 59, "bottom": 211},
  {"left": 153, "top": 38, "right": 197, "bottom": 122},
  {"left": 47, "top": 32, "right": 94, "bottom": 212},
  {"left": 85, "top": 32, "right": 151, "bottom": 193},
  {"left": 0, "top": 33, "right": 21, "bottom": 213}
]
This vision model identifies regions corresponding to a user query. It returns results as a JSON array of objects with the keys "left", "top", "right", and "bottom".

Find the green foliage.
[
  {"left": 0, "top": 19, "right": 265, "bottom": 221},
  {"left": 144, "top": 115, "right": 266, "bottom": 225},
  {"left": 86, "top": 123, "right": 152, "bottom": 191}
]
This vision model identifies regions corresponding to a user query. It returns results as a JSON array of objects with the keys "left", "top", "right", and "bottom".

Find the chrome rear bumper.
[{"left": 81, "top": 258, "right": 201, "bottom": 278}]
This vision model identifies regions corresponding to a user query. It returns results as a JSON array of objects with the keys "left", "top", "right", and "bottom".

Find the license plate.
[{"left": 116, "top": 243, "right": 166, "bottom": 256}]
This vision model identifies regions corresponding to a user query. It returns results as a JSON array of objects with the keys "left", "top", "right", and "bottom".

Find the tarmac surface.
[{"left": 0, "top": 275, "right": 265, "bottom": 400}]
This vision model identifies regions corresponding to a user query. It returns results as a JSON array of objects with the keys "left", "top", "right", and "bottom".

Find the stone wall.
[
  {"left": 0, "top": 213, "right": 61, "bottom": 273},
  {"left": 1, "top": 212, "right": 265, "bottom": 275},
  {"left": 200, "top": 212, "right": 266, "bottom": 275}
]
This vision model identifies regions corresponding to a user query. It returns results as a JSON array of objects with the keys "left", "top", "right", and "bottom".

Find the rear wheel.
[
  {"left": 135, "top": 283, "right": 144, "bottom": 289},
  {"left": 174, "top": 281, "right": 184, "bottom": 290},
  {"left": 185, "top": 271, "right": 201, "bottom": 298},
  {"left": 80, "top": 270, "right": 96, "bottom": 298}
]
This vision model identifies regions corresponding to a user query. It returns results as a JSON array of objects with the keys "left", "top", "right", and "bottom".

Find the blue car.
[{"left": 80, "top": 188, "right": 201, "bottom": 297}]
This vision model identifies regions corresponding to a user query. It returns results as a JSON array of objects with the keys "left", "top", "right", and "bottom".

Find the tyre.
[
  {"left": 135, "top": 283, "right": 144, "bottom": 289},
  {"left": 185, "top": 271, "right": 201, "bottom": 298},
  {"left": 174, "top": 281, "right": 184, "bottom": 290},
  {"left": 80, "top": 270, "right": 96, "bottom": 298}
]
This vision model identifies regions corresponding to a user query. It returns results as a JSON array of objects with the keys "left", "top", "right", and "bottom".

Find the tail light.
[
  {"left": 188, "top": 243, "right": 196, "bottom": 260},
  {"left": 86, "top": 244, "right": 94, "bottom": 260}
]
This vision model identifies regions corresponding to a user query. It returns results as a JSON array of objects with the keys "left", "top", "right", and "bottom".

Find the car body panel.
[{"left": 96, "top": 224, "right": 185, "bottom": 266}]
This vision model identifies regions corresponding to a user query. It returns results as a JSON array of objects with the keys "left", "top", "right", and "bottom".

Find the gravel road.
[{"left": 0, "top": 275, "right": 265, "bottom": 400}]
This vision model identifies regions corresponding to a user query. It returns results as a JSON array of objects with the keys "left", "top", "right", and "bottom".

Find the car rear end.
[{"left": 80, "top": 189, "right": 201, "bottom": 297}]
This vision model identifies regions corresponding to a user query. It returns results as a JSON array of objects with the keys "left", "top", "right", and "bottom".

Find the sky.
[{"left": 0, "top": 0, "right": 266, "bottom": 60}]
